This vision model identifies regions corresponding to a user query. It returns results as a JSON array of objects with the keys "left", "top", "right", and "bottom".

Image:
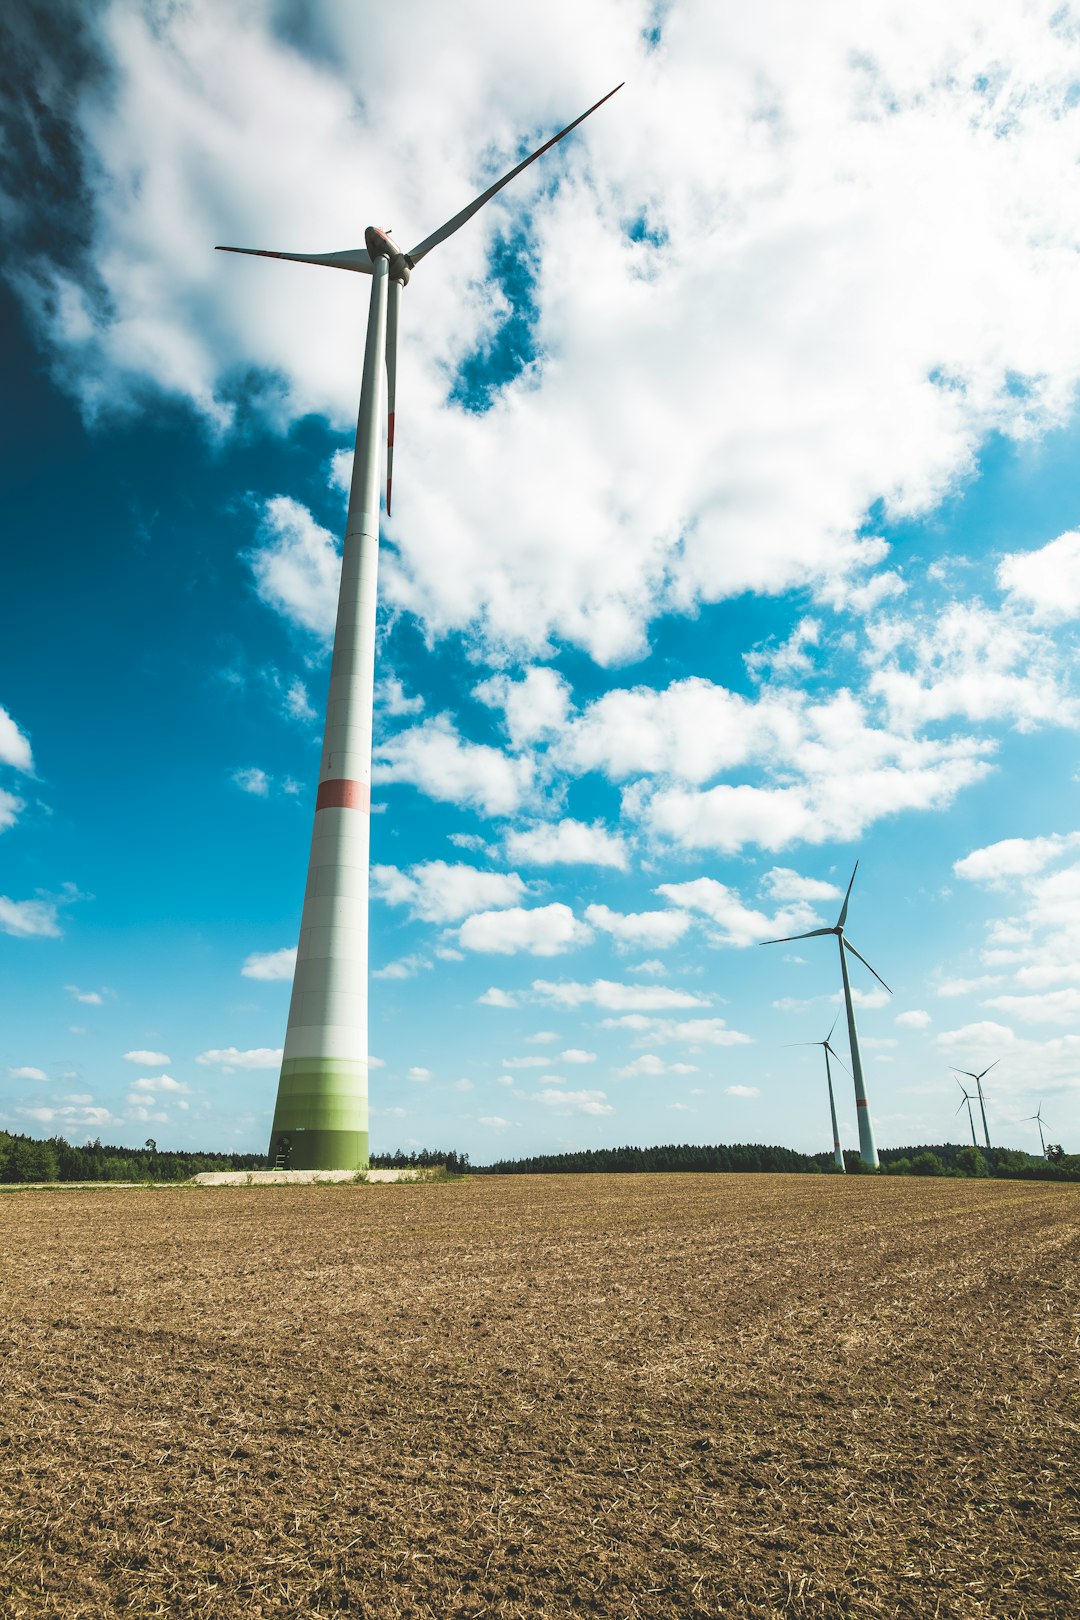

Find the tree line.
[
  {"left": 476, "top": 1142, "right": 823, "bottom": 1176},
  {"left": 0, "top": 1132, "right": 265, "bottom": 1184}
]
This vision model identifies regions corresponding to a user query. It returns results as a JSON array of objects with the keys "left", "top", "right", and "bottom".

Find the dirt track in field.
[{"left": 1, "top": 1174, "right": 1077, "bottom": 1618}]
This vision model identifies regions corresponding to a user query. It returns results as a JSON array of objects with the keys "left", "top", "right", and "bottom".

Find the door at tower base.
[{"left": 268, "top": 1056, "right": 369, "bottom": 1171}]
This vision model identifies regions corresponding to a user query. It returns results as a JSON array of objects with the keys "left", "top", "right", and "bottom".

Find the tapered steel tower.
[{"left": 219, "top": 87, "right": 622, "bottom": 1169}]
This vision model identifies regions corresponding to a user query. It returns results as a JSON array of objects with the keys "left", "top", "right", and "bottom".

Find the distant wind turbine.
[
  {"left": 789, "top": 1014, "right": 848, "bottom": 1171},
  {"left": 954, "top": 1077, "right": 979, "bottom": 1149},
  {"left": 1023, "top": 1102, "right": 1049, "bottom": 1157},
  {"left": 762, "top": 862, "right": 890, "bottom": 1168},
  {"left": 951, "top": 1060, "right": 996, "bottom": 1155},
  {"left": 218, "top": 86, "right": 623, "bottom": 1171}
]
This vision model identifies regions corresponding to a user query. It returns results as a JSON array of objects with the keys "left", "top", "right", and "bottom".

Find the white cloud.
[
  {"left": 453, "top": 1078, "right": 473, "bottom": 1092},
  {"left": 129, "top": 1074, "right": 189, "bottom": 1094},
  {"left": 479, "top": 1115, "right": 510, "bottom": 1128},
  {"left": 377, "top": 675, "right": 425, "bottom": 717},
  {"left": 954, "top": 833, "right": 1080, "bottom": 886},
  {"left": 473, "top": 667, "right": 571, "bottom": 747},
  {"left": 232, "top": 766, "right": 271, "bottom": 797},
  {"left": 761, "top": 867, "right": 841, "bottom": 904},
  {"left": 895, "top": 1010, "right": 931, "bottom": 1029},
  {"left": 558, "top": 1048, "right": 596, "bottom": 1065},
  {"left": 284, "top": 677, "right": 316, "bottom": 722},
  {"left": 0, "top": 706, "right": 34, "bottom": 773},
  {"left": 372, "top": 955, "right": 431, "bottom": 980},
  {"left": 373, "top": 716, "right": 533, "bottom": 816},
  {"left": 65, "top": 985, "right": 103, "bottom": 1005},
  {"left": 371, "top": 860, "right": 527, "bottom": 923},
  {"left": 124, "top": 1049, "right": 171, "bottom": 1065},
  {"left": 20, "top": 1103, "right": 115, "bottom": 1129},
  {"left": 655, "top": 877, "right": 820, "bottom": 949},
  {"left": 525, "top": 1029, "right": 560, "bottom": 1043},
  {"left": 998, "top": 529, "right": 1080, "bottom": 621},
  {"left": 615, "top": 1053, "right": 699, "bottom": 1078},
  {"left": 532, "top": 978, "right": 710, "bottom": 1011},
  {"left": 477, "top": 987, "right": 518, "bottom": 1007},
  {"left": 241, "top": 946, "right": 297, "bottom": 980},
  {"left": 726, "top": 1084, "right": 760, "bottom": 1098},
  {"left": 249, "top": 496, "right": 340, "bottom": 639},
  {"left": 407, "top": 1066, "right": 431, "bottom": 1081},
  {"left": 584, "top": 903, "right": 691, "bottom": 949},
  {"left": 601, "top": 1015, "right": 752, "bottom": 1047},
  {"left": 982, "top": 989, "right": 1080, "bottom": 1026},
  {"left": 936, "top": 974, "right": 1005, "bottom": 998},
  {"left": 0, "top": 897, "right": 62, "bottom": 939},
  {"left": 865, "top": 602, "right": 1077, "bottom": 733},
  {"left": 504, "top": 819, "right": 629, "bottom": 870},
  {"left": 530, "top": 1088, "right": 613, "bottom": 1116},
  {"left": 0, "top": 790, "right": 25, "bottom": 834},
  {"left": 458, "top": 903, "right": 592, "bottom": 956},
  {"left": 9, "top": 1066, "right": 47, "bottom": 1081},
  {"left": 195, "top": 1047, "right": 282, "bottom": 1070}
]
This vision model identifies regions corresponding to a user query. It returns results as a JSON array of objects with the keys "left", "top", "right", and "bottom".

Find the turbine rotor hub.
[{"left": 364, "top": 225, "right": 414, "bottom": 284}]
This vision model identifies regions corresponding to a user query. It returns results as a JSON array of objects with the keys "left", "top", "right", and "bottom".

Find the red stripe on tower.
[
  {"left": 856, "top": 1098, "right": 869, "bottom": 1108},
  {"left": 387, "top": 411, "right": 395, "bottom": 447},
  {"left": 316, "top": 778, "right": 371, "bottom": 812}
]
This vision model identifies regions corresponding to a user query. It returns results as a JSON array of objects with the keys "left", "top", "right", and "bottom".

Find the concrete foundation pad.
[{"left": 192, "top": 1168, "right": 443, "bottom": 1187}]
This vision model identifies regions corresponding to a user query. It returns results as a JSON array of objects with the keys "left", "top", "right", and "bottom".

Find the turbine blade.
[
  {"left": 842, "top": 936, "right": 892, "bottom": 993},
  {"left": 956, "top": 1098, "right": 970, "bottom": 1116},
  {"left": 836, "top": 861, "right": 859, "bottom": 929},
  {"left": 823, "top": 1042, "right": 851, "bottom": 1075},
  {"left": 952, "top": 1068, "right": 979, "bottom": 1081},
  {"left": 406, "top": 84, "right": 624, "bottom": 263},
  {"left": 385, "top": 276, "right": 400, "bottom": 515},
  {"left": 759, "top": 928, "right": 835, "bottom": 946},
  {"left": 827, "top": 1011, "right": 840, "bottom": 1044},
  {"left": 976, "top": 1060, "right": 1000, "bottom": 1081},
  {"left": 216, "top": 245, "right": 374, "bottom": 273}
]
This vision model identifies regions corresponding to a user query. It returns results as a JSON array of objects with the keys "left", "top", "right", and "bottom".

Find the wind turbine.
[
  {"left": 218, "top": 86, "right": 623, "bottom": 1171},
  {"left": 1023, "top": 1102, "right": 1049, "bottom": 1157},
  {"left": 954, "top": 1077, "right": 978, "bottom": 1149},
  {"left": 951, "top": 1060, "right": 996, "bottom": 1155},
  {"left": 762, "top": 862, "right": 890, "bottom": 1168},
  {"left": 789, "top": 1014, "right": 848, "bottom": 1170}
]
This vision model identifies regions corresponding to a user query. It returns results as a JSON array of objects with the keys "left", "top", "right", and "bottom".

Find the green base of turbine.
[{"left": 268, "top": 1056, "right": 369, "bottom": 1170}]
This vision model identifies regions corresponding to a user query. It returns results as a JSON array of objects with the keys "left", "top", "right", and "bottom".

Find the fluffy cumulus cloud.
[
  {"left": 503, "top": 819, "right": 629, "bottom": 870},
  {"left": 602, "top": 1014, "right": 753, "bottom": 1047},
  {"left": 241, "top": 946, "right": 297, "bottom": 980},
  {"left": 949, "top": 832, "right": 1080, "bottom": 1027},
  {"left": 16, "top": 2, "right": 1080, "bottom": 666},
  {"left": 998, "top": 529, "right": 1080, "bottom": 621},
  {"left": 474, "top": 668, "right": 571, "bottom": 747},
  {"left": 895, "top": 1009, "right": 931, "bottom": 1029},
  {"left": 0, "top": 897, "right": 63, "bottom": 939},
  {"left": 532, "top": 978, "right": 710, "bottom": 1011},
  {"left": 124, "top": 1049, "right": 171, "bottom": 1065},
  {"left": 371, "top": 860, "right": 527, "bottom": 923},
  {"left": 584, "top": 903, "right": 691, "bottom": 949},
  {"left": 559, "top": 679, "right": 994, "bottom": 854},
  {"left": 0, "top": 706, "right": 34, "bottom": 774},
  {"left": 195, "top": 1047, "right": 283, "bottom": 1070},
  {"left": 529, "top": 1087, "right": 613, "bottom": 1116},
  {"left": 9, "top": 1066, "right": 48, "bottom": 1081},
  {"left": 457, "top": 903, "right": 592, "bottom": 956},
  {"left": 373, "top": 717, "right": 533, "bottom": 817},
  {"left": 248, "top": 497, "right": 341, "bottom": 639},
  {"left": 656, "top": 876, "right": 828, "bottom": 949}
]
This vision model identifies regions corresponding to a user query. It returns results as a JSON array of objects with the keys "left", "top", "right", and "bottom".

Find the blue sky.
[{"left": 4, "top": 0, "right": 1080, "bottom": 1161}]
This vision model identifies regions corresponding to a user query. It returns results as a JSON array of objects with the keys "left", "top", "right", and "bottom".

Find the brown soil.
[{"left": 1, "top": 1174, "right": 1077, "bottom": 1618}]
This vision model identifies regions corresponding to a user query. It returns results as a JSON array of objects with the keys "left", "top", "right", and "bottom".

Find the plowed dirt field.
[{"left": 1, "top": 1174, "right": 1077, "bottom": 1617}]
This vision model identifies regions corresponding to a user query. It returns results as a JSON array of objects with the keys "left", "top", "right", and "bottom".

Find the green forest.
[{"left": 0, "top": 1130, "right": 1075, "bottom": 1184}]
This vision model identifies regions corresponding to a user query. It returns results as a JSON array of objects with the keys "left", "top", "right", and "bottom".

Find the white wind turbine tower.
[
  {"left": 1023, "top": 1102, "right": 1049, "bottom": 1157},
  {"left": 762, "top": 863, "right": 890, "bottom": 1168},
  {"left": 218, "top": 85, "right": 623, "bottom": 1171},
  {"left": 951, "top": 1060, "right": 996, "bottom": 1156},
  {"left": 954, "top": 1077, "right": 979, "bottom": 1149},
  {"left": 790, "top": 1014, "right": 849, "bottom": 1171}
]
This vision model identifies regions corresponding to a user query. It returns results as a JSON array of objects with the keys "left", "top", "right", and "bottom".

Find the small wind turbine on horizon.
[
  {"left": 789, "top": 1014, "right": 849, "bottom": 1171},
  {"left": 1023, "top": 1102, "right": 1050, "bottom": 1157},
  {"left": 951, "top": 1060, "right": 996, "bottom": 1155},
  {"left": 954, "top": 1077, "right": 979, "bottom": 1149},
  {"left": 217, "top": 85, "right": 623, "bottom": 1172},
  {"left": 762, "top": 862, "right": 890, "bottom": 1168}
]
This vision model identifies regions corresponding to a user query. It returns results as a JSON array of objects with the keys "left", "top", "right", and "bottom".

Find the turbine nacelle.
[{"left": 364, "top": 226, "right": 414, "bottom": 284}]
